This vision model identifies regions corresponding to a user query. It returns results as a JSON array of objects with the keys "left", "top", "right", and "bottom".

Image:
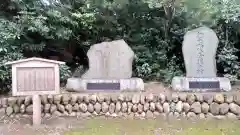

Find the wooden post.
[{"left": 33, "top": 94, "right": 41, "bottom": 126}]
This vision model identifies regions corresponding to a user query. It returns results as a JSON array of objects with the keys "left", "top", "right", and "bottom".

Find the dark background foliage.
[{"left": 0, "top": 0, "right": 239, "bottom": 93}]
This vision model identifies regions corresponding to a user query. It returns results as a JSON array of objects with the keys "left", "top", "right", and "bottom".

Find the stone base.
[
  {"left": 171, "top": 77, "right": 231, "bottom": 92},
  {"left": 66, "top": 78, "right": 144, "bottom": 92}
]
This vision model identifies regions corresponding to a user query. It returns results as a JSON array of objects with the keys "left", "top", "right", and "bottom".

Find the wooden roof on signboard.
[{"left": 5, "top": 57, "right": 65, "bottom": 65}]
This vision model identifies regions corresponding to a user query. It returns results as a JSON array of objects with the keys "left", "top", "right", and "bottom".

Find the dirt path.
[{"left": 0, "top": 116, "right": 87, "bottom": 135}]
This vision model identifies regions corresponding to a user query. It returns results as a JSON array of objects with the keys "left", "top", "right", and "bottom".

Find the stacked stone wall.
[{"left": 1, "top": 93, "right": 240, "bottom": 119}]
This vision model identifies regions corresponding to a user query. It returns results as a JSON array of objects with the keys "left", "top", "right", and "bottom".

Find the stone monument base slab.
[
  {"left": 66, "top": 78, "right": 144, "bottom": 92},
  {"left": 171, "top": 77, "right": 231, "bottom": 92}
]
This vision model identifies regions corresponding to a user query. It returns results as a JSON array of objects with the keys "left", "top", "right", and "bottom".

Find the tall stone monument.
[
  {"left": 66, "top": 39, "right": 144, "bottom": 91},
  {"left": 172, "top": 26, "right": 231, "bottom": 91}
]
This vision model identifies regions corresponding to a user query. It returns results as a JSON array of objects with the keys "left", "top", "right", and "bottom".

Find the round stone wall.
[{"left": 1, "top": 93, "right": 240, "bottom": 119}]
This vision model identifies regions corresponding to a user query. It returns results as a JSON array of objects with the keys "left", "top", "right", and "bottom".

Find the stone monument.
[
  {"left": 66, "top": 39, "right": 144, "bottom": 91},
  {"left": 171, "top": 26, "right": 231, "bottom": 91}
]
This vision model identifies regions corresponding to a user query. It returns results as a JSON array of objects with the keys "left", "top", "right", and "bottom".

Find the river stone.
[
  {"left": 79, "top": 103, "right": 88, "bottom": 113},
  {"left": 163, "top": 102, "right": 170, "bottom": 113},
  {"left": 82, "top": 39, "right": 134, "bottom": 79},
  {"left": 187, "top": 94, "right": 195, "bottom": 105},
  {"left": 8, "top": 97, "right": 17, "bottom": 106},
  {"left": 233, "top": 94, "right": 240, "bottom": 105},
  {"left": 170, "top": 103, "right": 176, "bottom": 112},
  {"left": 44, "top": 104, "right": 51, "bottom": 113},
  {"left": 187, "top": 112, "right": 196, "bottom": 118},
  {"left": 1, "top": 98, "right": 7, "bottom": 107},
  {"left": 201, "top": 102, "right": 209, "bottom": 114},
  {"left": 121, "top": 102, "right": 127, "bottom": 113},
  {"left": 199, "top": 113, "right": 205, "bottom": 119},
  {"left": 104, "top": 96, "right": 111, "bottom": 104},
  {"left": 17, "top": 97, "right": 24, "bottom": 106},
  {"left": 225, "top": 95, "right": 233, "bottom": 103},
  {"left": 153, "top": 111, "right": 160, "bottom": 117},
  {"left": 52, "top": 111, "right": 62, "bottom": 117},
  {"left": 47, "top": 95, "right": 54, "bottom": 104},
  {"left": 87, "top": 103, "right": 94, "bottom": 113},
  {"left": 62, "top": 94, "right": 71, "bottom": 105},
  {"left": 111, "top": 95, "right": 118, "bottom": 103},
  {"left": 78, "top": 95, "right": 84, "bottom": 103},
  {"left": 155, "top": 102, "right": 163, "bottom": 113},
  {"left": 13, "top": 104, "right": 20, "bottom": 113},
  {"left": 219, "top": 103, "right": 229, "bottom": 115},
  {"left": 138, "top": 104, "right": 144, "bottom": 113},
  {"left": 65, "top": 104, "right": 73, "bottom": 113},
  {"left": 109, "top": 103, "right": 116, "bottom": 114},
  {"left": 50, "top": 104, "right": 57, "bottom": 113},
  {"left": 89, "top": 95, "right": 97, "bottom": 104},
  {"left": 190, "top": 102, "right": 201, "bottom": 114},
  {"left": 70, "top": 95, "right": 79, "bottom": 105},
  {"left": 118, "top": 94, "right": 125, "bottom": 102},
  {"left": 174, "top": 112, "right": 180, "bottom": 118},
  {"left": 229, "top": 103, "right": 240, "bottom": 115},
  {"left": 179, "top": 94, "right": 187, "bottom": 102},
  {"left": 26, "top": 105, "right": 33, "bottom": 114},
  {"left": 54, "top": 95, "right": 62, "bottom": 104},
  {"left": 20, "top": 104, "right": 25, "bottom": 113},
  {"left": 102, "top": 102, "right": 109, "bottom": 113},
  {"left": 146, "top": 94, "right": 154, "bottom": 102},
  {"left": 94, "top": 102, "right": 101, "bottom": 113},
  {"left": 73, "top": 104, "right": 79, "bottom": 112},
  {"left": 41, "top": 95, "right": 48, "bottom": 105},
  {"left": 57, "top": 104, "right": 65, "bottom": 113},
  {"left": 132, "top": 104, "right": 138, "bottom": 112},
  {"left": 195, "top": 94, "right": 203, "bottom": 102},
  {"left": 209, "top": 103, "right": 220, "bottom": 115},
  {"left": 171, "top": 94, "right": 179, "bottom": 103},
  {"left": 115, "top": 102, "right": 121, "bottom": 112},
  {"left": 127, "top": 102, "right": 133, "bottom": 113},
  {"left": 144, "top": 103, "right": 150, "bottom": 112},
  {"left": 140, "top": 95, "right": 146, "bottom": 104},
  {"left": 183, "top": 102, "right": 190, "bottom": 112},
  {"left": 6, "top": 107, "right": 13, "bottom": 116},
  {"left": 176, "top": 101, "right": 183, "bottom": 113},
  {"left": 24, "top": 96, "right": 32, "bottom": 106},
  {"left": 83, "top": 95, "right": 90, "bottom": 104},
  {"left": 150, "top": 102, "right": 155, "bottom": 111},
  {"left": 214, "top": 94, "right": 224, "bottom": 104},
  {"left": 146, "top": 110, "right": 154, "bottom": 118},
  {"left": 132, "top": 94, "right": 140, "bottom": 104},
  {"left": 226, "top": 112, "right": 237, "bottom": 119},
  {"left": 159, "top": 94, "right": 165, "bottom": 103},
  {"left": 97, "top": 94, "right": 105, "bottom": 103},
  {"left": 203, "top": 94, "right": 213, "bottom": 104}
]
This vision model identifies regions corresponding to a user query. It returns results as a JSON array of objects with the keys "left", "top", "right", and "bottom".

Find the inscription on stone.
[
  {"left": 87, "top": 83, "right": 120, "bottom": 90},
  {"left": 189, "top": 81, "right": 220, "bottom": 89},
  {"left": 196, "top": 31, "right": 204, "bottom": 75}
]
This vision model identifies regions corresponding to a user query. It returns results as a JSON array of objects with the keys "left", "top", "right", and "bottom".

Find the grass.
[{"left": 64, "top": 118, "right": 240, "bottom": 135}]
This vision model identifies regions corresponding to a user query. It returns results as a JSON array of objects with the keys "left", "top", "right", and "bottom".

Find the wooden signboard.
[{"left": 5, "top": 57, "right": 64, "bottom": 126}]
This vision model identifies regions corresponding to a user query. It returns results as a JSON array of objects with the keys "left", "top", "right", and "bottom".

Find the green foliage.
[
  {"left": 0, "top": 0, "right": 240, "bottom": 92},
  {"left": 0, "top": 18, "right": 24, "bottom": 92},
  {"left": 59, "top": 64, "right": 72, "bottom": 81}
]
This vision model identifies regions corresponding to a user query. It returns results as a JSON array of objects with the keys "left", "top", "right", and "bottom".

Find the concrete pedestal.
[
  {"left": 66, "top": 78, "right": 144, "bottom": 92},
  {"left": 171, "top": 77, "right": 231, "bottom": 92}
]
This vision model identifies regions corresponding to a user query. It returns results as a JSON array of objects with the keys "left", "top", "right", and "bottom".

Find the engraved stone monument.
[
  {"left": 171, "top": 26, "right": 231, "bottom": 91},
  {"left": 66, "top": 39, "right": 144, "bottom": 91}
]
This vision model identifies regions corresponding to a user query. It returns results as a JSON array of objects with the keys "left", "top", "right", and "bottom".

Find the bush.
[{"left": 0, "top": 0, "right": 240, "bottom": 92}]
